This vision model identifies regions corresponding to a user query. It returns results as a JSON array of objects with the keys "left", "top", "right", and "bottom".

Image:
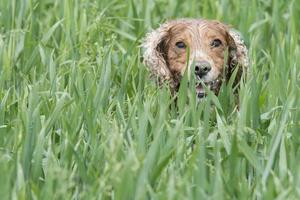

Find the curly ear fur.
[
  {"left": 227, "top": 29, "right": 249, "bottom": 85},
  {"left": 142, "top": 23, "right": 173, "bottom": 85}
]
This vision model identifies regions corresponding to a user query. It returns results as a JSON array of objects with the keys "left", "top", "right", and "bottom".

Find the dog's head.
[{"left": 142, "top": 19, "right": 248, "bottom": 98}]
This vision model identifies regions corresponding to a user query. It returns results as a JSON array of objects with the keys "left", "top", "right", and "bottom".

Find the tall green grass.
[{"left": 0, "top": 0, "right": 299, "bottom": 199}]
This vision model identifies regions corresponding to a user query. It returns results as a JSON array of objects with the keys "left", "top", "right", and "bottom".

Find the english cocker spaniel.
[{"left": 142, "top": 18, "right": 249, "bottom": 98}]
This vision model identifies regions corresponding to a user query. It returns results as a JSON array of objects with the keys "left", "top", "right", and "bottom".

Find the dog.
[{"left": 142, "top": 18, "right": 249, "bottom": 98}]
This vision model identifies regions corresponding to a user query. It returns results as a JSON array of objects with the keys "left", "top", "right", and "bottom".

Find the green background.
[{"left": 0, "top": 0, "right": 299, "bottom": 199}]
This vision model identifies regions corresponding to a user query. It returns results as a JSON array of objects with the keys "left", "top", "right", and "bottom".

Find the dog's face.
[
  {"left": 143, "top": 19, "right": 248, "bottom": 98},
  {"left": 165, "top": 21, "right": 230, "bottom": 97}
]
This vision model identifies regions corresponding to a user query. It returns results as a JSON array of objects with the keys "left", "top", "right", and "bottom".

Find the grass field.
[{"left": 1, "top": 0, "right": 300, "bottom": 199}]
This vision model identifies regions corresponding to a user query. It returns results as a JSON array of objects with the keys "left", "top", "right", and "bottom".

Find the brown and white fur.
[{"left": 142, "top": 18, "right": 249, "bottom": 98}]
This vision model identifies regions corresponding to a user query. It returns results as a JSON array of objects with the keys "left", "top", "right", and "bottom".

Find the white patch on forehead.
[{"left": 191, "top": 50, "right": 210, "bottom": 60}]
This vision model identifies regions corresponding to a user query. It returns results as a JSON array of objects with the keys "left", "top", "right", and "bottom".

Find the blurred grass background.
[{"left": 0, "top": 0, "right": 300, "bottom": 199}]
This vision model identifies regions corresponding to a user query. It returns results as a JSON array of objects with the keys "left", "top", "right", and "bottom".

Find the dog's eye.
[
  {"left": 175, "top": 41, "right": 186, "bottom": 49},
  {"left": 211, "top": 39, "right": 222, "bottom": 47}
]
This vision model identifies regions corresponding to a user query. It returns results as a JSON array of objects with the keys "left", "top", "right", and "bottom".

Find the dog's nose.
[{"left": 195, "top": 61, "right": 211, "bottom": 77}]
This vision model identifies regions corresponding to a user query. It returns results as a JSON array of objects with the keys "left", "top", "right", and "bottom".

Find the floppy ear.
[
  {"left": 227, "top": 29, "right": 249, "bottom": 85},
  {"left": 142, "top": 23, "right": 172, "bottom": 83}
]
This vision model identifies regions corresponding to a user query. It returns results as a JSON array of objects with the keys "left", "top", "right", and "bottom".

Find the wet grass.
[{"left": 0, "top": 0, "right": 300, "bottom": 199}]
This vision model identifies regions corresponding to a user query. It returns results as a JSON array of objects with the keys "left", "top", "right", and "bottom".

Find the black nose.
[{"left": 195, "top": 61, "right": 211, "bottom": 77}]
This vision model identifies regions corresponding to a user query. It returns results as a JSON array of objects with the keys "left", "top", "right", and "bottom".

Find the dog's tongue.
[
  {"left": 196, "top": 84, "right": 205, "bottom": 98},
  {"left": 196, "top": 82, "right": 211, "bottom": 91},
  {"left": 195, "top": 79, "right": 221, "bottom": 99},
  {"left": 196, "top": 84, "right": 204, "bottom": 92}
]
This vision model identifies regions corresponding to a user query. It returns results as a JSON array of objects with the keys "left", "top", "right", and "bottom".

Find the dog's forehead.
[{"left": 169, "top": 20, "right": 227, "bottom": 38}]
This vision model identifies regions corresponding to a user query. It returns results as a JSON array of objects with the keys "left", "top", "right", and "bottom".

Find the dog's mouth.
[{"left": 195, "top": 78, "right": 222, "bottom": 99}]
